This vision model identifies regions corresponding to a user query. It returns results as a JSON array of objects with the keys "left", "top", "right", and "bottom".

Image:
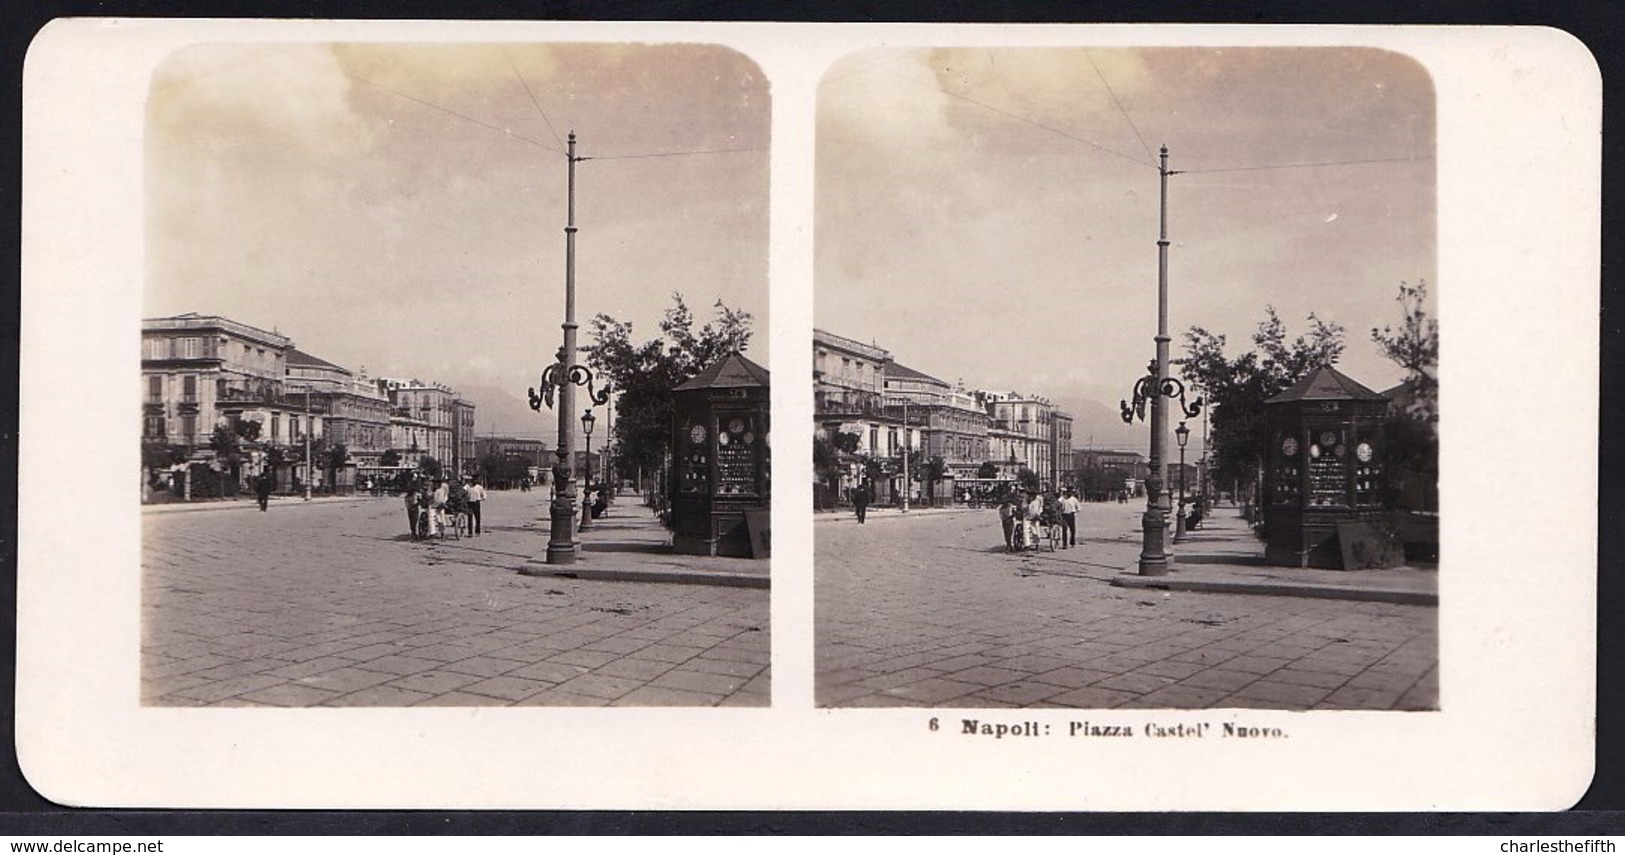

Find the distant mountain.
[
  {"left": 455, "top": 383, "right": 557, "bottom": 443},
  {"left": 1059, "top": 396, "right": 1151, "bottom": 455}
]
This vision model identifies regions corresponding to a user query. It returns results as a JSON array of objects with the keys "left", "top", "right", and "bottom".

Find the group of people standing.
[
  {"left": 404, "top": 474, "right": 486, "bottom": 540},
  {"left": 997, "top": 486, "right": 1081, "bottom": 552}
]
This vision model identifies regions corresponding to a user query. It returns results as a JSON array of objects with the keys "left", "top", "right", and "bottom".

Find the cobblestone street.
[
  {"left": 142, "top": 492, "right": 769, "bottom": 707},
  {"left": 816, "top": 503, "right": 1437, "bottom": 710}
]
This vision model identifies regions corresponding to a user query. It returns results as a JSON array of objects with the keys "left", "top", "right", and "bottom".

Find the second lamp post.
[
  {"left": 580, "top": 408, "right": 596, "bottom": 532},
  {"left": 1174, "top": 420, "right": 1190, "bottom": 543}
]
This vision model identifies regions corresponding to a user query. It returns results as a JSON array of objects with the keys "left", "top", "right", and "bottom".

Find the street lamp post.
[
  {"left": 1174, "top": 420, "right": 1190, "bottom": 543},
  {"left": 580, "top": 408, "right": 596, "bottom": 532},
  {"left": 303, "top": 387, "right": 313, "bottom": 502},
  {"left": 899, "top": 395, "right": 910, "bottom": 513},
  {"left": 1119, "top": 145, "right": 1201, "bottom": 575},
  {"left": 526, "top": 132, "right": 610, "bottom": 569}
]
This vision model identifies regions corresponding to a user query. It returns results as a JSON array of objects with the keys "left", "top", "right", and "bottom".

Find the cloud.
[{"left": 150, "top": 44, "right": 374, "bottom": 157}]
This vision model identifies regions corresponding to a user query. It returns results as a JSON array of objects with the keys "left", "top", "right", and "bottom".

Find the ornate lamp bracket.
[
  {"left": 1121, "top": 360, "right": 1203, "bottom": 424},
  {"left": 529, "top": 349, "right": 612, "bottom": 413}
]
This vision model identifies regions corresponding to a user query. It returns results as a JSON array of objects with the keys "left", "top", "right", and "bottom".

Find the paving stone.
[
  {"left": 441, "top": 657, "right": 529, "bottom": 679},
  {"left": 551, "top": 673, "right": 647, "bottom": 701},
  {"left": 614, "top": 686, "right": 722, "bottom": 707},
  {"left": 681, "top": 657, "right": 765, "bottom": 679},
  {"left": 942, "top": 666, "right": 1030, "bottom": 687},
  {"left": 1177, "top": 669, "right": 1263, "bottom": 693},
  {"left": 169, "top": 674, "right": 285, "bottom": 704},
  {"left": 1131, "top": 684, "right": 1232, "bottom": 709},
  {"left": 237, "top": 683, "right": 343, "bottom": 707},
  {"left": 1032, "top": 667, "right": 1117, "bottom": 690},
  {"left": 1267, "top": 668, "right": 1352, "bottom": 690},
  {"left": 881, "top": 678, "right": 983, "bottom": 705},
  {"left": 387, "top": 670, "right": 486, "bottom": 696},
  {"left": 1216, "top": 655, "right": 1295, "bottom": 675},
  {"left": 546, "top": 649, "right": 624, "bottom": 669},
  {"left": 1041, "top": 687, "right": 1139, "bottom": 708},
  {"left": 506, "top": 660, "right": 589, "bottom": 684},
  {"left": 966, "top": 681, "right": 1069, "bottom": 706},
  {"left": 652, "top": 669, "right": 748, "bottom": 696},
  {"left": 324, "top": 685, "right": 435, "bottom": 707},
  {"left": 1093, "top": 671, "right": 1180, "bottom": 695},
  {"left": 298, "top": 667, "right": 402, "bottom": 694},
  {"left": 460, "top": 675, "right": 554, "bottom": 702},
  {"left": 1228, "top": 680, "right": 1334, "bottom": 708}
]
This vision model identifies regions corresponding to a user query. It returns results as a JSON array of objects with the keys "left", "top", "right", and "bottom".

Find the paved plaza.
[
  {"left": 142, "top": 491, "right": 769, "bottom": 707},
  {"left": 815, "top": 502, "right": 1438, "bottom": 710}
]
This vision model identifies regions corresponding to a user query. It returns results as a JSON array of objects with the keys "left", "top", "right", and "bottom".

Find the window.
[
  {"left": 147, "top": 375, "right": 162, "bottom": 402},
  {"left": 179, "top": 338, "right": 201, "bottom": 359},
  {"left": 144, "top": 338, "right": 168, "bottom": 360},
  {"left": 143, "top": 416, "right": 165, "bottom": 439},
  {"left": 179, "top": 414, "right": 196, "bottom": 443},
  {"left": 271, "top": 414, "right": 280, "bottom": 441},
  {"left": 182, "top": 375, "right": 198, "bottom": 402}
]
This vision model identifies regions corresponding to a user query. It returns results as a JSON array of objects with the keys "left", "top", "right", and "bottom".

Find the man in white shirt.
[
  {"left": 465, "top": 475, "right": 487, "bottom": 536},
  {"left": 430, "top": 478, "right": 450, "bottom": 537},
  {"left": 1059, "top": 487, "right": 1082, "bottom": 549}
]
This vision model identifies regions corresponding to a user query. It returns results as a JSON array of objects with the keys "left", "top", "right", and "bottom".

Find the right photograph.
[{"left": 813, "top": 47, "right": 1439, "bottom": 711}]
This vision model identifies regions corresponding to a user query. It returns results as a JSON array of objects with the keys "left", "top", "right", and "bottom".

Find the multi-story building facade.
[
  {"left": 453, "top": 399, "right": 477, "bottom": 477},
  {"left": 883, "top": 363, "right": 988, "bottom": 493},
  {"left": 814, "top": 329, "right": 906, "bottom": 501},
  {"left": 142, "top": 314, "right": 298, "bottom": 453},
  {"left": 141, "top": 314, "right": 329, "bottom": 491},
  {"left": 286, "top": 350, "right": 392, "bottom": 479},
  {"left": 377, "top": 377, "right": 475, "bottom": 476}
]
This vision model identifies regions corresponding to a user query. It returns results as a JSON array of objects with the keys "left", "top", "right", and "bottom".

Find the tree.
[
  {"left": 418, "top": 455, "right": 442, "bottom": 479},
  {"left": 585, "top": 293, "right": 754, "bottom": 480},
  {"left": 1371, "top": 280, "right": 1438, "bottom": 423},
  {"left": 1372, "top": 280, "right": 1439, "bottom": 512},
  {"left": 1181, "top": 306, "right": 1346, "bottom": 502},
  {"left": 324, "top": 443, "right": 349, "bottom": 490},
  {"left": 1016, "top": 466, "right": 1041, "bottom": 494},
  {"left": 379, "top": 449, "right": 401, "bottom": 468},
  {"left": 976, "top": 460, "right": 999, "bottom": 479},
  {"left": 922, "top": 455, "right": 949, "bottom": 505},
  {"left": 232, "top": 418, "right": 263, "bottom": 442}
]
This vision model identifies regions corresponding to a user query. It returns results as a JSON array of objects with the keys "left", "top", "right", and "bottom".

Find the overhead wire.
[
  {"left": 1085, "top": 49, "right": 1156, "bottom": 164},
  {"left": 1175, "top": 155, "right": 1432, "bottom": 175},
  {"left": 502, "top": 46, "right": 566, "bottom": 152},
  {"left": 583, "top": 146, "right": 765, "bottom": 161},
  {"left": 933, "top": 85, "right": 1158, "bottom": 170},
  {"left": 335, "top": 62, "right": 567, "bottom": 156}
]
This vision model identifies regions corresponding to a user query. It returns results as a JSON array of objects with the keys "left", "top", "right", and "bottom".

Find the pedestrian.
[
  {"left": 1059, "top": 487, "right": 1081, "bottom": 549},
  {"left": 465, "top": 475, "right": 485, "bottom": 535},
  {"left": 405, "top": 479, "right": 423, "bottom": 539},
  {"left": 1024, "top": 489, "right": 1045, "bottom": 549},
  {"left": 431, "top": 477, "right": 450, "bottom": 538},
  {"left": 853, "top": 481, "right": 870, "bottom": 524},
  {"left": 997, "top": 494, "right": 1016, "bottom": 552},
  {"left": 254, "top": 471, "right": 272, "bottom": 512}
]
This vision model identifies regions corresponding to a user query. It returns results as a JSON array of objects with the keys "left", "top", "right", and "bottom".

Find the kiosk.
[
  {"left": 1262, "top": 366, "right": 1398, "bottom": 569},
  {"left": 670, "top": 352, "right": 770, "bottom": 558}
]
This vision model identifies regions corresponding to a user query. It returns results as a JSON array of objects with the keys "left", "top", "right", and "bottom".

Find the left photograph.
[{"left": 139, "top": 42, "right": 771, "bottom": 707}]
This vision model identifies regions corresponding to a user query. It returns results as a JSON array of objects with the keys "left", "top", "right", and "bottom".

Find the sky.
[
  {"left": 145, "top": 42, "right": 770, "bottom": 445},
  {"left": 815, "top": 47, "right": 1435, "bottom": 454}
]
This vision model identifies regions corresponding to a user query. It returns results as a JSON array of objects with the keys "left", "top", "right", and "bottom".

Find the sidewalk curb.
[
  {"left": 518, "top": 560, "right": 770, "bottom": 589},
  {"left": 1110, "top": 571, "right": 1437, "bottom": 606},
  {"left": 141, "top": 496, "right": 384, "bottom": 514}
]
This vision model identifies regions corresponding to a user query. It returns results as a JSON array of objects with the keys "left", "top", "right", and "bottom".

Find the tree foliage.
[
  {"left": 586, "top": 293, "right": 754, "bottom": 478},
  {"left": 1371, "top": 279, "right": 1438, "bottom": 423},
  {"left": 977, "top": 460, "right": 999, "bottom": 479},
  {"left": 1180, "top": 306, "right": 1346, "bottom": 499},
  {"left": 379, "top": 448, "right": 401, "bottom": 468},
  {"left": 1372, "top": 280, "right": 1439, "bottom": 511}
]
